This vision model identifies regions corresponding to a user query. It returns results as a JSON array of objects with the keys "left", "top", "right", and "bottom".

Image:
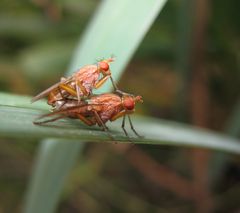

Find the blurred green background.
[{"left": 0, "top": 0, "right": 240, "bottom": 212}]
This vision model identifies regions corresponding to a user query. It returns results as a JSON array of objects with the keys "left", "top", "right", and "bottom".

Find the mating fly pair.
[{"left": 32, "top": 57, "right": 143, "bottom": 138}]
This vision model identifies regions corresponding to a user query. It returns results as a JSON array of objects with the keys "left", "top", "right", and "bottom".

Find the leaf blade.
[
  {"left": 1, "top": 99, "right": 240, "bottom": 155},
  {"left": 23, "top": 0, "right": 168, "bottom": 213}
]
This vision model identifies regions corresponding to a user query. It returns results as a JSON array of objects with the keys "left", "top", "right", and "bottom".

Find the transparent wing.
[{"left": 31, "top": 77, "right": 73, "bottom": 103}]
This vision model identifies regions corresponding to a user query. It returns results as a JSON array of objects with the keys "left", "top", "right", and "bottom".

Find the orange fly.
[
  {"left": 34, "top": 93, "right": 143, "bottom": 138},
  {"left": 31, "top": 57, "right": 119, "bottom": 107}
]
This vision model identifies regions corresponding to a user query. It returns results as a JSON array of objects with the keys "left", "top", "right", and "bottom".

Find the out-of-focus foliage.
[{"left": 0, "top": 0, "right": 240, "bottom": 212}]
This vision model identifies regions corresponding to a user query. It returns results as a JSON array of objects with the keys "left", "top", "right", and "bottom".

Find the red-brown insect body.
[
  {"left": 50, "top": 94, "right": 121, "bottom": 124},
  {"left": 46, "top": 65, "right": 99, "bottom": 108},
  {"left": 35, "top": 93, "right": 143, "bottom": 138},
  {"left": 90, "top": 93, "right": 122, "bottom": 123},
  {"left": 32, "top": 58, "right": 115, "bottom": 107},
  {"left": 73, "top": 64, "right": 99, "bottom": 96},
  {"left": 57, "top": 94, "right": 141, "bottom": 125},
  {"left": 32, "top": 57, "right": 143, "bottom": 138}
]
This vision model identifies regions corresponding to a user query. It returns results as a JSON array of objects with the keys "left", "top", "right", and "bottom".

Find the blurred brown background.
[{"left": 0, "top": 0, "right": 240, "bottom": 212}]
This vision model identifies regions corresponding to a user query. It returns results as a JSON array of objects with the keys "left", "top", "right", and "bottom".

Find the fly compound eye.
[
  {"left": 99, "top": 61, "right": 109, "bottom": 71},
  {"left": 123, "top": 97, "right": 135, "bottom": 110}
]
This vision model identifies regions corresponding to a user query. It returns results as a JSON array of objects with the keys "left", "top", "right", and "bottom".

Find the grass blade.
[
  {"left": 1, "top": 93, "right": 240, "bottom": 155},
  {"left": 23, "top": 0, "right": 168, "bottom": 213}
]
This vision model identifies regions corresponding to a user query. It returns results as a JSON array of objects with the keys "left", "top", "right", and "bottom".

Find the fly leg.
[
  {"left": 58, "top": 78, "right": 78, "bottom": 101},
  {"left": 76, "top": 80, "right": 88, "bottom": 96},
  {"left": 57, "top": 86, "right": 72, "bottom": 102},
  {"left": 93, "top": 110, "right": 114, "bottom": 140},
  {"left": 58, "top": 86, "right": 65, "bottom": 99},
  {"left": 33, "top": 115, "right": 66, "bottom": 125},
  {"left": 121, "top": 115, "right": 129, "bottom": 137},
  {"left": 109, "top": 76, "right": 133, "bottom": 96},
  {"left": 55, "top": 87, "right": 70, "bottom": 109},
  {"left": 58, "top": 77, "right": 69, "bottom": 104},
  {"left": 93, "top": 111, "right": 109, "bottom": 131},
  {"left": 109, "top": 76, "right": 127, "bottom": 95},
  {"left": 58, "top": 84, "right": 77, "bottom": 97},
  {"left": 111, "top": 110, "right": 133, "bottom": 141},
  {"left": 75, "top": 80, "right": 89, "bottom": 103},
  {"left": 76, "top": 81, "right": 81, "bottom": 103},
  {"left": 111, "top": 109, "right": 126, "bottom": 121},
  {"left": 95, "top": 74, "right": 128, "bottom": 96},
  {"left": 110, "top": 76, "right": 119, "bottom": 91},
  {"left": 121, "top": 115, "right": 135, "bottom": 144},
  {"left": 95, "top": 75, "right": 122, "bottom": 94},
  {"left": 110, "top": 110, "right": 139, "bottom": 137},
  {"left": 95, "top": 75, "right": 110, "bottom": 89},
  {"left": 127, "top": 115, "right": 143, "bottom": 138},
  {"left": 76, "top": 114, "right": 95, "bottom": 126}
]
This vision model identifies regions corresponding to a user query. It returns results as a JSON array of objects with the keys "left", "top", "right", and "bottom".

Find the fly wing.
[
  {"left": 31, "top": 77, "right": 73, "bottom": 103},
  {"left": 36, "top": 102, "right": 103, "bottom": 119},
  {"left": 34, "top": 102, "right": 104, "bottom": 125},
  {"left": 90, "top": 93, "right": 121, "bottom": 106}
]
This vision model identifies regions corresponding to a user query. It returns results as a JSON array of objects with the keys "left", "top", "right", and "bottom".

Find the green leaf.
[
  {"left": 0, "top": 92, "right": 47, "bottom": 110},
  {"left": 20, "top": 40, "right": 75, "bottom": 80},
  {"left": 23, "top": 1, "right": 168, "bottom": 213},
  {"left": 1, "top": 93, "right": 240, "bottom": 154}
]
